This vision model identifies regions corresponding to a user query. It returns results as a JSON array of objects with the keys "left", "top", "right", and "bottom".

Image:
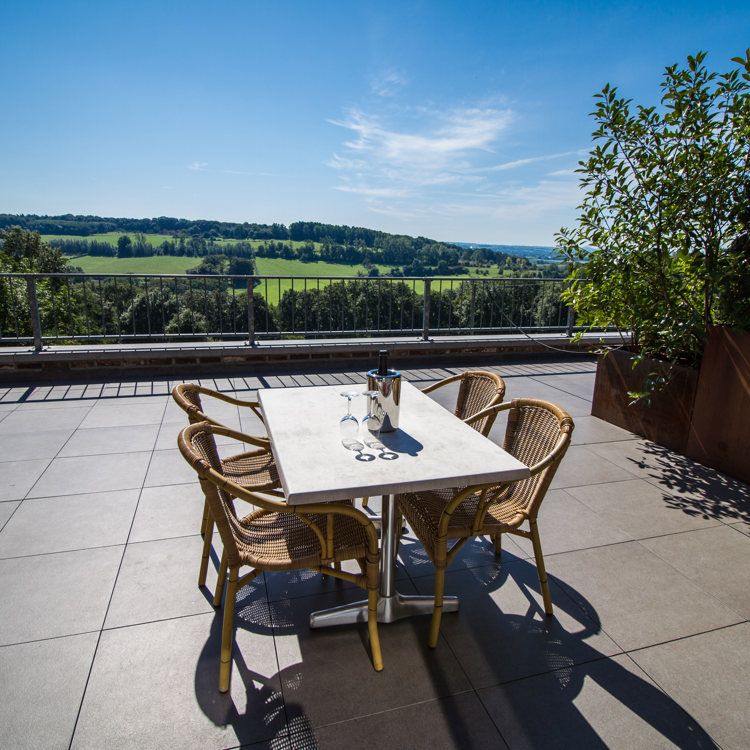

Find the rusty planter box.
[
  {"left": 591, "top": 348, "right": 699, "bottom": 454},
  {"left": 687, "top": 326, "right": 750, "bottom": 484}
]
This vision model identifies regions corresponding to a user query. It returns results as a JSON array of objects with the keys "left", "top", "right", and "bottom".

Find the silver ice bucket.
[{"left": 366, "top": 369, "right": 401, "bottom": 432}]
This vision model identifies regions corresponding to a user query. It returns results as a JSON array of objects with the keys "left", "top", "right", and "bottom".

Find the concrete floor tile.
[
  {"left": 104, "top": 535, "right": 224, "bottom": 628},
  {"left": 314, "top": 691, "right": 506, "bottom": 748},
  {"left": 0, "top": 500, "right": 20, "bottom": 530},
  {"left": 640, "top": 525, "right": 750, "bottom": 618},
  {"left": 0, "top": 429, "right": 72, "bottom": 460},
  {"left": 128, "top": 483, "right": 205, "bottom": 542},
  {"left": 272, "top": 587, "right": 471, "bottom": 729},
  {"left": 0, "top": 546, "right": 123, "bottom": 644},
  {"left": 58, "top": 423, "right": 159, "bottom": 457},
  {"left": 28, "top": 451, "right": 152, "bottom": 497},
  {"left": 565, "top": 478, "right": 723, "bottom": 538},
  {"left": 78, "top": 400, "right": 166, "bottom": 429},
  {"left": 0, "top": 490, "right": 139, "bottom": 557},
  {"left": 630, "top": 623, "right": 750, "bottom": 750},
  {"left": 479, "top": 653, "right": 717, "bottom": 749},
  {"left": 0, "top": 407, "right": 90, "bottom": 433},
  {"left": 0, "top": 458, "right": 52, "bottom": 501},
  {"left": 570, "top": 415, "right": 639, "bottom": 445},
  {"left": 551, "top": 444, "right": 639, "bottom": 489},
  {"left": 72, "top": 614, "right": 287, "bottom": 749},
  {"left": 509, "top": 488, "right": 634, "bottom": 558},
  {"left": 413, "top": 561, "right": 621, "bottom": 689},
  {"left": 549, "top": 541, "right": 742, "bottom": 651},
  {"left": 0, "top": 632, "right": 99, "bottom": 750},
  {"left": 144, "top": 447, "right": 199, "bottom": 487}
]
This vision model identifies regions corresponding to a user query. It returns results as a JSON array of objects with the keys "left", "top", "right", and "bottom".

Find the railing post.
[
  {"left": 422, "top": 278, "right": 431, "bottom": 341},
  {"left": 246, "top": 277, "right": 256, "bottom": 346},
  {"left": 26, "top": 276, "right": 43, "bottom": 351},
  {"left": 566, "top": 305, "right": 576, "bottom": 337}
]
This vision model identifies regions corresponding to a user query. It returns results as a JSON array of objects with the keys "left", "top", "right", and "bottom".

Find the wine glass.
[
  {"left": 339, "top": 391, "right": 361, "bottom": 448},
  {"left": 362, "top": 389, "right": 383, "bottom": 448}
]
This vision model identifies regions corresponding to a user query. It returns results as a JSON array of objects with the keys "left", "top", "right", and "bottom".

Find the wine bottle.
[{"left": 378, "top": 349, "right": 388, "bottom": 376}]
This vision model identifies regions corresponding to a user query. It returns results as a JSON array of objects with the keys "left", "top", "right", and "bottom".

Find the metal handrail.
[{"left": 0, "top": 272, "right": 580, "bottom": 350}]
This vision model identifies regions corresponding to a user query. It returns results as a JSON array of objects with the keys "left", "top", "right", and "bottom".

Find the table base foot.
[{"left": 309, "top": 593, "right": 458, "bottom": 628}]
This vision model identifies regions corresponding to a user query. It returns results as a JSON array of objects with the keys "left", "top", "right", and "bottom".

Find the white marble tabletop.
[{"left": 257, "top": 380, "right": 529, "bottom": 505}]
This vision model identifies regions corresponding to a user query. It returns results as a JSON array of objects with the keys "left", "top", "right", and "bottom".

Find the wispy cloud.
[
  {"left": 328, "top": 105, "right": 513, "bottom": 197},
  {"left": 484, "top": 150, "right": 586, "bottom": 172},
  {"left": 370, "top": 68, "right": 407, "bottom": 97},
  {"left": 187, "top": 161, "right": 208, "bottom": 171}
]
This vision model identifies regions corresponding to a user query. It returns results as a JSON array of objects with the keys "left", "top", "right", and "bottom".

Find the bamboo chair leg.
[
  {"left": 493, "top": 533, "right": 502, "bottom": 556},
  {"left": 367, "top": 587, "right": 383, "bottom": 671},
  {"left": 219, "top": 567, "right": 239, "bottom": 693},
  {"left": 529, "top": 520, "right": 553, "bottom": 616},
  {"left": 200, "top": 497, "right": 210, "bottom": 537},
  {"left": 428, "top": 567, "right": 446, "bottom": 648},
  {"left": 213, "top": 550, "right": 228, "bottom": 608},
  {"left": 199, "top": 512, "right": 215, "bottom": 587}
]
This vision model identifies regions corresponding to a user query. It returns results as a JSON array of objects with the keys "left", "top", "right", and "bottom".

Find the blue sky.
[{"left": 2, "top": 1, "right": 748, "bottom": 246}]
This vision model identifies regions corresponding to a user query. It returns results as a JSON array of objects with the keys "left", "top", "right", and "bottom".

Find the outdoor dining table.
[{"left": 257, "top": 379, "right": 530, "bottom": 627}]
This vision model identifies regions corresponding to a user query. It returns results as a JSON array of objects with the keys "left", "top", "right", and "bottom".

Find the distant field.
[
  {"left": 66, "top": 255, "right": 201, "bottom": 274},
  {"left": 57, "top": 240, "right": 506, "bottom": 306}
]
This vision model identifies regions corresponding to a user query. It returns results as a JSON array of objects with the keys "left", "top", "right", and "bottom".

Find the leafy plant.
[{"left": 556, "top": 50, "right": 750, "bottom": 376}]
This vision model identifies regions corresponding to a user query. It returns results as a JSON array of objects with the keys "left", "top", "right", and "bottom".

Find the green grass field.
[{"left": 66, "top": 255, "right": 202, "bottom": 274}]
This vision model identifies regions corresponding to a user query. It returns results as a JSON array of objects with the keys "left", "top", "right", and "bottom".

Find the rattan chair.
[
  {"left": 179, "top": 421, "right": 383, "bottom": 691},
  {"left": 397, "top": 398, "right": 574, "bottom": 648},
  {"left": 421, "top": 370, "right": 506, "bottom": 436},
  {"left": 172, "top": 383, "right": 282, "bottom": 587}
]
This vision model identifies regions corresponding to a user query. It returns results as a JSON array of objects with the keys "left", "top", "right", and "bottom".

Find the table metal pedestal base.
[
  {"left": 309, "top": 493, "right": 459, "bottom": 628},
  {"left": 310, "top": 592, "right": 458, "bottom": 627}
]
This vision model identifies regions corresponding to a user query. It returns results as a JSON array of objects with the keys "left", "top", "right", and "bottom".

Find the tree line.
[{"left": 1, "top": 227, "right": 568, "bottom": 341}]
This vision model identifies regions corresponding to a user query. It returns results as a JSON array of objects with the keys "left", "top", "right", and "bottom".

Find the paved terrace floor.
[{"left": 0, "top": 356, "right": 748, "bottom": 749}]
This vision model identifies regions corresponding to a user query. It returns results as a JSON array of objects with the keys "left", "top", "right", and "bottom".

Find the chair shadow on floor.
[
  {"left": 191, "top": 533, "right": 717, "bottom": 748},
  {"left": 398, "top": 536, "right": 718, "bottom": 749}
]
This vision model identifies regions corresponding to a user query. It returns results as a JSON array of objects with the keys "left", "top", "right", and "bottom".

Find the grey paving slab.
[
  {"left": 78, "top": 400, "right": 166, "bottom": 429},
  {"left": 508, "top": 488, "right": 635, "bottom": 558},
  {"left": 569, "top": 414, "right": 638, "bottom": 445},
  {"left": 0, "top": 632, "right": 99, "bottom": 750},
  {"left": 479, "top": 653, "right": 717, "bottom": 749},
  {"left": 144, "top": 447, "right": 200, "bottom": 487},
  {"left": 549, "top": 541, "right": 743, "bottom": 651},
  {"left": 0, "top": 500, "right": 19, "bottom": 530},
  {"left": 640, "top": 525, "right": 750, "bottom": 619},
  {"left": 0, "top": 429, "right": 72, "bottom": 460},
  {"left": 0, "top": 406, "right": 90, "bottom": 433},
  {"left": 0, "top": 458, "right": 52, "bottom": 501},
  {"left": 550, "top": 444, "right": 639, "bottom": 490},
  {"left": 0, "top": 490, "right": 139, "bottom": 557},
  {"left": 128, "top": 482, "right": 205, "bottom": 542},
  {"left": 72, "top": 614, "right": 286, "bottom": 749},
  {"left": 502, "top": 376, "right": 593, "bottom": 417},
  {"left": 629, "top": 623, "right": 750, "bottom": 750},
  {"left": 0, "top": 545, "right": 123, "bottom": 644},
  {"left": 58, "top": 423, "right": 159, "bottom": 457},
  {"left": 272, "top": 586, "right": 472, "bottom": 729},
  {"left": 565, "top": 478, "right": 724, "bottom": 538},
  {"left": 314, "top": 691, "right": 506, "bottom": 748},
  {"left": 104, "top": 535, "right": 224, "bottom": 628},
  {"left": 27, "top": 451, "right": 152, "bottom": 497},
  {"left": 412, "top": 561, "right": 621, "bottom": 689}
]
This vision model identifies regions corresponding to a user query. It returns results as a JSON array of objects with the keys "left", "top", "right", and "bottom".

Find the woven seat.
[
  {"left": 421, "top": 370, "right": 506, "bottom": 436},
  {"left": 398, "top": 398, "right": 574, "bottom": 648},
  {"left": 179, "top": 421, "right": 383, "bottom": 692},
  {"left": 172, "top": 383, "right": 281, "bottom": 587}
]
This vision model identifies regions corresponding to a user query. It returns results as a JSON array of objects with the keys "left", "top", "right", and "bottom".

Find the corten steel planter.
[
  {"left": 687, "top": 326, "right": 750, "bottom": 484},
  {"left": 591, "top": 348, "right": 699, "bottom": 454}
]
